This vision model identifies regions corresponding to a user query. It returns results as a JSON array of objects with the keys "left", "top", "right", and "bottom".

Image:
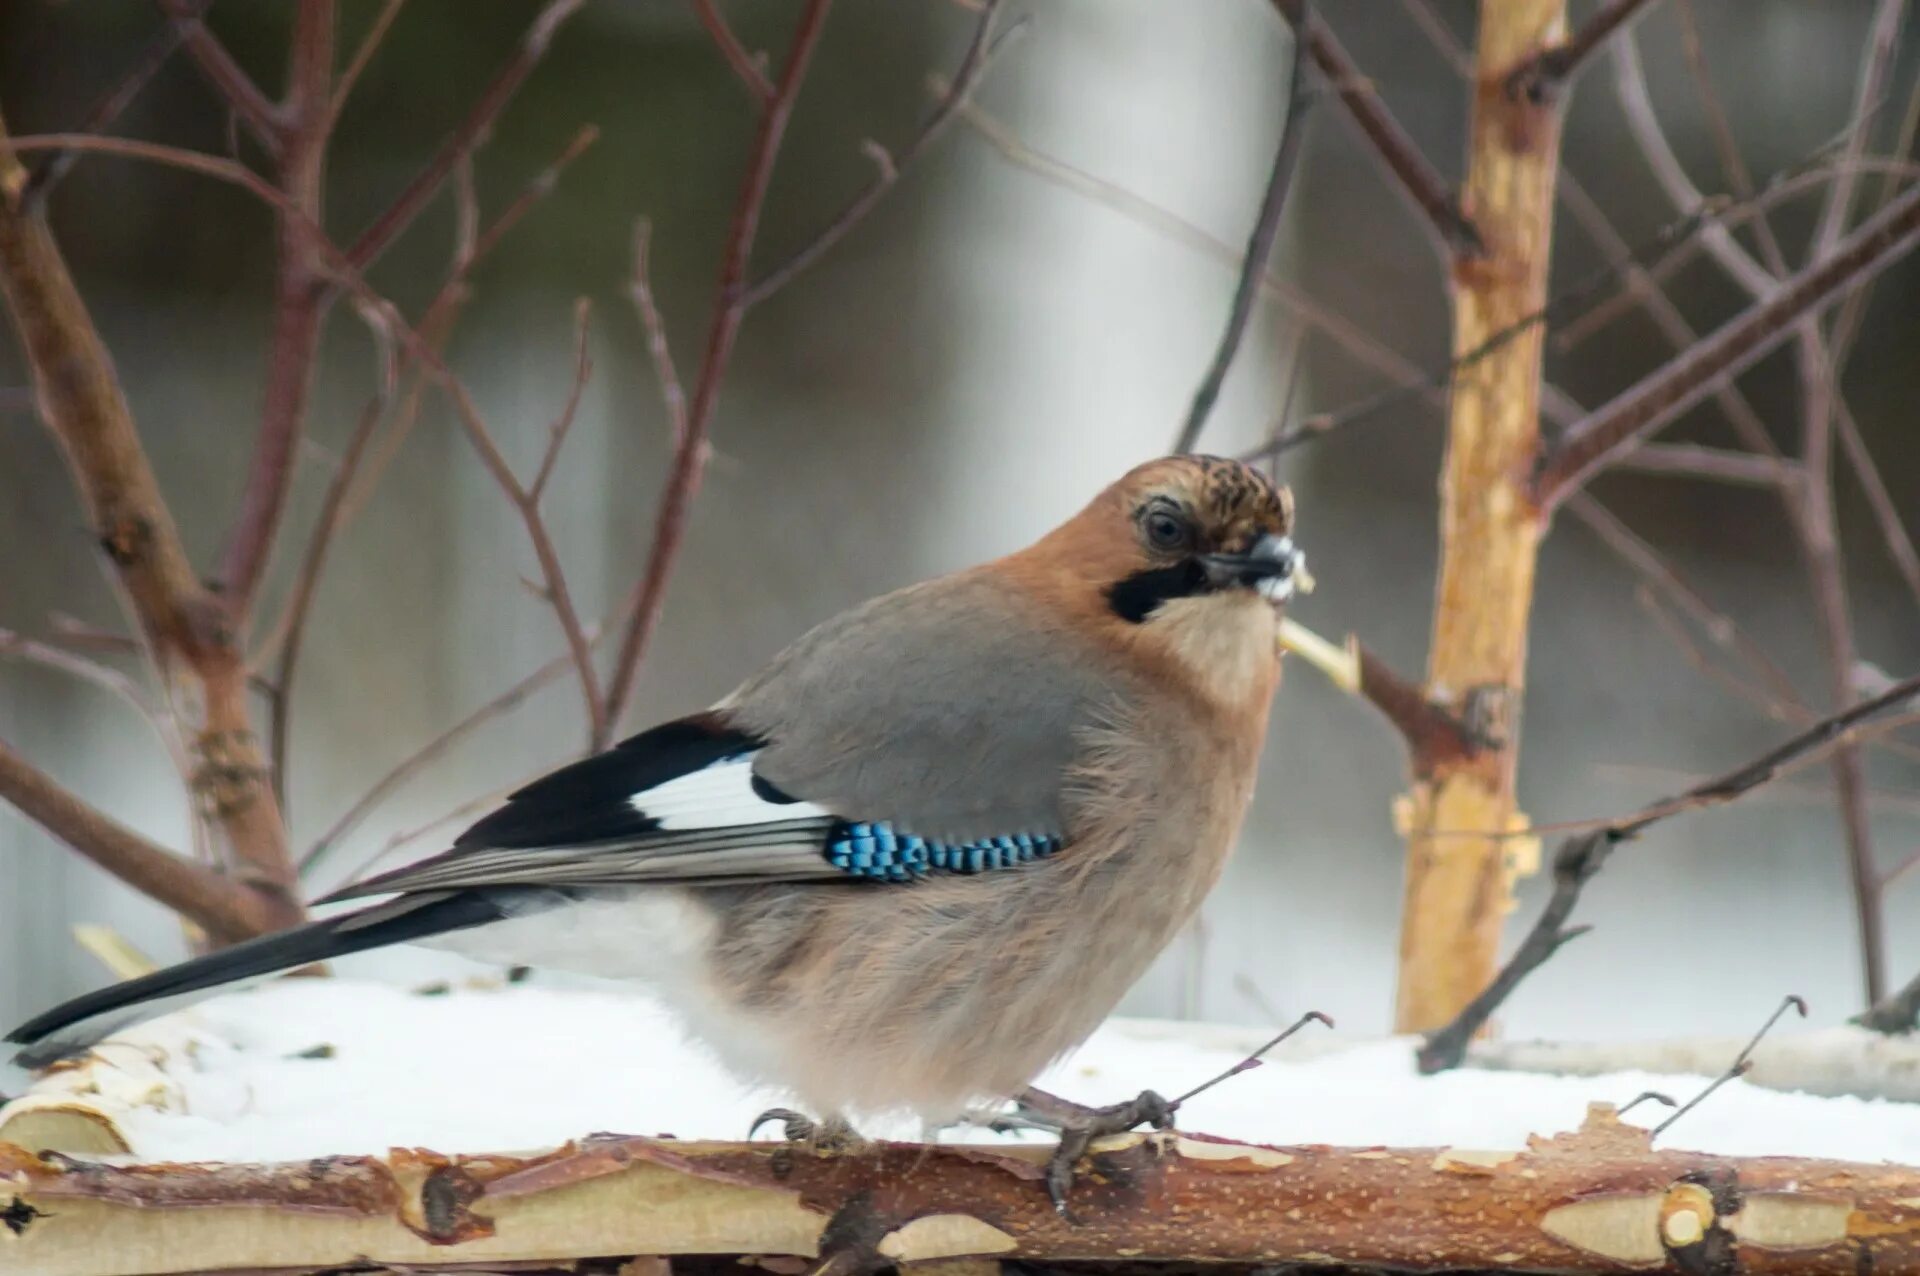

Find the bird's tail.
[{"left": 6, "top": 891, "right": 506, "bottom": 1069}]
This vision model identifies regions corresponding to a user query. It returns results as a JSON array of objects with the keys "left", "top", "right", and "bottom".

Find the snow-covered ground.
[{"left": 12, "top": 977, "right": 1920, "bottom": 1166}]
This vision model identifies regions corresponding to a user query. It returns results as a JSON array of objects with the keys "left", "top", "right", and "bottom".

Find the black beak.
[{"left": 1200, "top": 533, "right": 1305, "bottom": 600}]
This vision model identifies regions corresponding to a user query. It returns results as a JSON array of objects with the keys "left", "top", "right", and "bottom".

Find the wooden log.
[{"left": 6, "top": 1106, "right": 1920, "bottom": 1276}]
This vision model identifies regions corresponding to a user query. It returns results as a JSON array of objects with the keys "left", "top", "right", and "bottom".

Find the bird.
[{"left": 9, "top": 453, "right": 1304, "bottom": 1208}]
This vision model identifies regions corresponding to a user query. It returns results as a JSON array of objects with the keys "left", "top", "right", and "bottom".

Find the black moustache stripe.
[{"left": 1106, "top": 560, "right": 1209, "bottom": 624}]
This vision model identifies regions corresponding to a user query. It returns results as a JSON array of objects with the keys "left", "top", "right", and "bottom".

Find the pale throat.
[{"left": 1145, "top": 590, "right": 1282, "bottom": 707}]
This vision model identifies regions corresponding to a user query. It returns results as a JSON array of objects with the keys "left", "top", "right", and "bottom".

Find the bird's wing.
[{"left": 322, "top": 570, "right": 1114, "bottom": 902}]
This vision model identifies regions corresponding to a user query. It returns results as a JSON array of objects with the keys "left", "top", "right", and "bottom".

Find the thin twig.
[
  {"left": 216, "top": 0, "right": 335, "bottom": 616},
  {"left": 341, "top": 0, "right": 585, "bottom": 272},
  {"left": 268, "top": 394, "right": 388, "bottom": 803},
  {"left": 1506, "top": 0, "right": 1661, "bottom": 102},
  {"left": 531, "top": 299, "right": 594, "bottom": 502},
  {"left": 629, "top": 219, "right": 689, "bottom": 447},
  {"left": 691, "top": 0, "right": 775, "bottom": 101},
  {"left": 602, "top": 0, "right": 836, "bottom": 744},
  {"left": 0, "top": 736, "right": 285, "bottom": 943},
  {"left": 153, "top": 0, "right": 284, "bottom": 158},
  {"left": 0, "top": 629, "right": 196, "bottom": 810},
  {"left": 436, "top": 373, "right": 606, "bottom": 748},
  {"left": 22, "top": 11, "right": 197, "bottom": 207},
  {"left": 1651, "top": 995, "right": 1808, "bottom": 1139},
  {"left": 742, "top": 0, "right": 1018, "bottom": 308},
  {"left": 1609, "top": 442, "right": 1791, "bottom": 488},
  {"left": 1173, "top": 18, "right": 1313, "bottom": 455},
  {"left": 1418, "top": 682, "right": 1920, "bottom": 1073},
  {"left": 1166, "top": 1011, "right": 1334, "bottom": 1110},
  {"left": 1268, "top": 0, "right": 1482, "bottom": 261},
  {"left": 1531, "top": 179, "right": 1920, "bottom": 506},
  {"left": 329, "top": 0, "right": 409, "bottom": 125},
  {"left": 945, "top": 97, "right": 1449, "bottom": 412},
  {"left": 298, "top": 632, "right": 600, "bottom": 873}
]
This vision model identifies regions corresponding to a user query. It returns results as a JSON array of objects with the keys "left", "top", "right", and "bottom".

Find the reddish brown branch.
[
  {"left": 602, "top": 0, "right": 836, "bottom": 743},
  {"left": 436, "top": 373, "right": 606, "bottom": 749},
  {"left": 1506, "top": 0, "right": 1661, "bottom": 101},
  {"left": 267, "top": 394, "right": 386, "bottom": 802},
  {"left": 629, "top": 220, "right": 689, "bottom": 447},
  {"left": 742, "top": 0, "right": 1016, "bottom": 308},
  {"left": 342, "top": 0, "right": 584, "bottom": 272},
  {"left": 531, "top": 299, "right": 593, "bottom": 502},
  {"left": 0, "top": 110, "right": 305, "bottom": 936},
  {"left": 1269, "top": 0, "right": 1483, "bottom": 260},
  {"left": 692, "top": 0, "right": 775, "bottom": 102},
  {"left": 1531, "top": 179, "right": 1920, "bottom": 507},
  {"left": 1174, "top": 21, "right": 1313, "bottom": 454},
  {"left": 1421, "top": 671, "right": 1920, "bottom": 1072},
  {"left": 0, "top": 738, "right": 285, "bottom": 943},
  {"left": 217, "top": 0, "right": 334, "bottom": 616},
  {"left": 299, "top": 632, "right": 601, "bottom": 873},
  {"left": 1610, "top": 442, "right": 1793, "bottom": 488},
  {"left": 22, "top": 12, "right": 197, "bottom": 207},
  {"left": 153, "top": 0, "right": 284, "bottom": 158},
  {"left": 329, "top": 0, "right": 409, "bottom": 125},
  {"left": 1356, "top": 644, "right": 1487, "bottom": 777}
]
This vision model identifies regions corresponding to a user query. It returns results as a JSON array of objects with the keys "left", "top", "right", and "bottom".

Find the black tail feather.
[{"left": 7, "top": 891, "right": 505, "bottom": 1062}]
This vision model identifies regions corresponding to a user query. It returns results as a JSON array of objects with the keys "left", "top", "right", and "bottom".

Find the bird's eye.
[{"left": 1144, "top": 508, "right": 1189, "bottom": 552}]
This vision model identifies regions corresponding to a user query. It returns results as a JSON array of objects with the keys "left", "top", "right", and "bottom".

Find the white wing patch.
[{"left": 629, "top": 753, "right": 830, "bottom": 830}]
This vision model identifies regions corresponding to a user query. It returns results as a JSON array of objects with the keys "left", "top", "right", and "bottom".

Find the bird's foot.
[
  {"left": 1012, "top": 1086, "right": 1175, "bottom": 1217},
  {"left": 748, "top": 1107, "right": 866, "bottom": 1156}
]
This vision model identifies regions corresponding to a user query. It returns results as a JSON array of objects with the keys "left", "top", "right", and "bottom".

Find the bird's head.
[
  {"left": 1076, "top": 454, "right": 1302, "bottom": 623},
  {"left": 1014, "top": 455, "right": 1303, "bottom": 706}
]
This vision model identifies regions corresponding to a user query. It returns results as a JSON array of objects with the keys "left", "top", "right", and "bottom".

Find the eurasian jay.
[{"left": 10, "top": 454, "right": 1303, "bottom": 1205}]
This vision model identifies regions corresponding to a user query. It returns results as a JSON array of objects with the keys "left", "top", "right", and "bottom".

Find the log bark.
[
  {"left": 1393, "top": 1, "right": 1566, "bottom": 1032},
  {"left": 6, "top": 1107, "right": 1920, "bottom": 1275}
]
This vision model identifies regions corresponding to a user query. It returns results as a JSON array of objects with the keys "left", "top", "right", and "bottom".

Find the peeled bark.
[
  {"left": 1394, "top": 0, "right": 1566, "bottom": 1033},
  {"left": 7, "top": 1106, "right": 1920, "bottom": 1275}
]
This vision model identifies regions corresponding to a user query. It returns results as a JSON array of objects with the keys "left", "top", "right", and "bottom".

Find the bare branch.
[
  {"left": 1268, "top": 0, "right": 1483, "bottom": 260},
  {"left": 1173, "top": 21, "right": 1313, "bottom": 454},
  {"left": 1506, "top": 0, "right": 1661, "bottom": 101},
  {"left": 602, "top": 0, "right": 836, "bottom": 743},
  {"left": 1610, "top": 442, "right": 1793, "bottom": 488},
  {"left": 947, "top": 96, "right": 1440, "bottom": 408},
  {"left": 341, "top": 0, "right": 585, "bottom": 272},
  {"left": 216, "top": 0, "right": 335, "bottom": 615},
  {"left": 531, "top": 299, "right": 593, "bottom": 503},
  {"left": 22, "top": 12, "right": 196, "bottom": 207},
  {"left": 268, "top": 394, "right": 386, "bottom": 798},
  {"left": 692, "top": 0, "right": 775, "bottom": 102},
  {"left": 1420, "top": 676, "right": 1920, "bottom": 1072},
  {"left": 435, "top": 373, "right": 606, "bottom": 749},
  {"left": 329, "top": 0, "right": 409, "bottom": 124},
  {"left": 153, "top": 0, "right": 284, "bottom": 158},
  {"left": 1651, "top": 995, "right": 1808, "bottom": 1140},
  {"left": 743, "top": 0, "right": 1017, "bottom": 308},
  {"left": 629, "top": 220, "right": 689, "bottom": 446},
  {"left": 0, "top": 109, "right": 305, "bottom": 933},
  {"left": 1532, "top": 179, "right": 1920, "bottom": 506},
  {"left": 0, "top": 737, "right": 285, "bottom": 943},
  {"left": 300, "top": 635, "right": 599, "bottom": 873}
]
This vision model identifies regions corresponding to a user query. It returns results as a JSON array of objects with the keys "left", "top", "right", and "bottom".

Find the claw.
[
  {"left": 749, "top": 1107, "right": 817, "bottom": 1142},
  {"left": 1020, "top": 1087, "right": 1175, "bottom": 1220}
]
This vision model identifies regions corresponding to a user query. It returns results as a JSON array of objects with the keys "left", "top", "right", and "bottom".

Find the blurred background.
[{"left": 2, "top": 1, "right": 1916, "bottom": 1045}]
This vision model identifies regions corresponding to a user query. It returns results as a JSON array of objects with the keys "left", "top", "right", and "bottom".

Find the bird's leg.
[
  {"left": 1012, "top": 1085, "right": 1175, "bottom": 1216},
  {"left": 748, "top": 1107, "right": 867, "bottom": 1155}
]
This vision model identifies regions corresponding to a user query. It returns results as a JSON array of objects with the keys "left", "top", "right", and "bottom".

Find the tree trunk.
[{"left": 1393, "top": 2, "right": 1567, "bottom": 1033}]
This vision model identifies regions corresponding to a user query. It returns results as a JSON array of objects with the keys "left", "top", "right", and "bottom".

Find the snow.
[{"left": 25, "top": 977, "right": 1920, "bottom": 1166}]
